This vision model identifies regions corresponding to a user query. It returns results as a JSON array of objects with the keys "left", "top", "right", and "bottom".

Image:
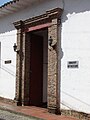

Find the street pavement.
[
  {"left": 0, "top": 101, "right": 79, "bottom": 120},
  {"left": 0, "top": 109, "right": 40, "bottom": 120}
]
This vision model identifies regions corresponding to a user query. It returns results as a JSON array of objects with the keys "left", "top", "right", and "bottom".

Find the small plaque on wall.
[
  {"left": 67, "top": 61, "right": 79, "bottom": 68},
  {"left": 4, "top": 60, "right": 12, "bottom": 64}
]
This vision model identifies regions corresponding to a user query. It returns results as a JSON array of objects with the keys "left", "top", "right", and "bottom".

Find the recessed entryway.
[{"left": 28, "top": 28, "right": 48, "bottom": 107}]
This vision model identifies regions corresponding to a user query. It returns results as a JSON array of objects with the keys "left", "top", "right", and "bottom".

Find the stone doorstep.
[{"left": 61, "top": 109, "right": 90, "bottom": 120}]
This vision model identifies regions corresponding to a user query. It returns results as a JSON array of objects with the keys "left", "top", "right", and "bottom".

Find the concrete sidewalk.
[{"left": 0, "top": 101, "right": 79, "bottom": 120}]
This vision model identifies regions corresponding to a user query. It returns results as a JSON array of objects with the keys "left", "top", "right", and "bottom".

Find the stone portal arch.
[{"left": 14, "top": 8, "right": 63, "bottom": 114}]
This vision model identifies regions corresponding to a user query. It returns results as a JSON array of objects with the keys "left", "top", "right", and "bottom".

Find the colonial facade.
[{"left": 0, "top": 0, "right": 90, "bottom": 115}]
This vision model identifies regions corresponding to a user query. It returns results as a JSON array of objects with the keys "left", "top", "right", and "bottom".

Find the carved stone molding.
[
  {"left": 14, "top": 8, "right": 63, "bottom": 30},
  {"left": 13, "top": 7, "right": 63, "bottom": 114}
]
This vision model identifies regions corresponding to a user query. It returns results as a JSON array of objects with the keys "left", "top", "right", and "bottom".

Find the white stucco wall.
[
  {"left": 0, "top": 31, "right": 16, "bottom": 99},
  {"left": 0, "top": 0, "right": 90, "bottom": 114},
  {"left": 61, "top": 0, "right": 90, "bottom": 114}
]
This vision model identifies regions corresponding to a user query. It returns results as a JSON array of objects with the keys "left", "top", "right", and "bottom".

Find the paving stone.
[{"left": 0, "top": 109, "right": 38, "bottom": 120}]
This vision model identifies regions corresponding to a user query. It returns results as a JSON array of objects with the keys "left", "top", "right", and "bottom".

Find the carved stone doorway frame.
[{"left": 14, "top": 8, "right": 63, "bottom": 114}]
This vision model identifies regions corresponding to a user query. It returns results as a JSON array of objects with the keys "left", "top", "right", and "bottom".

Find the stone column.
[
  {"left": 21, "top": 32, "right": 26, "bottom": 105},
  {"left": 48, "top": 18, "right": 60, "bottom": 114},
  {"left": 14, "top": 21, "right": 23, "bottom": 106},
  {"left": 21, "top": 32, "right": 31, "bottom": 105}
]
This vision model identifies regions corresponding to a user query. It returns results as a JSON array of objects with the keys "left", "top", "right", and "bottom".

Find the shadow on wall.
[
  {"left": 62, "top": 0, "right": 90, "bottom": 23},
  {"left": 0, "top": 0, "right": 63, "bottom": 34},
  {"left": 0, "top": 16, "right": 16, "bottom": 34},
  {"left": 0, "top": 0, "right": 90, "bottom": 34}
]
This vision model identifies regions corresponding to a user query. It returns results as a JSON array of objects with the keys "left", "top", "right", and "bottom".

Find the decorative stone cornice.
[
  {"left": 24, "top": 8, "right": 63, "bottom": 26},
  {"left": 13, "top": 8, "right": 63, "bottom": 29},
  {"left": 13, "top": 20, "right": 24, "bottom": 29}
]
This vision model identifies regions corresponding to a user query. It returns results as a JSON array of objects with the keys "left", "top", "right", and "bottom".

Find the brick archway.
[{"left": 14, "top": 8, "right": 63, "bottom": 114}]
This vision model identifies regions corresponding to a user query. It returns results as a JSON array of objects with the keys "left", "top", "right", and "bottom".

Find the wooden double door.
[{"left": 29, "top": 33, "right": 43, "bottom": 107}]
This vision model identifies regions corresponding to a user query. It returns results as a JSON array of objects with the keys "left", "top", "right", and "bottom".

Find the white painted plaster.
[
  {"left": 61, "top": 0, "right": 90, "bottom": 114},
  {"left": 0, "top": 42, "right": 1, "bottom": 67},
  {"left": 0, "top": 30, "right": 16, "bottom": 99}
]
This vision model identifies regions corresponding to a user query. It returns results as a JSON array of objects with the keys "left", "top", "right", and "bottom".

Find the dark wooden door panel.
[{"left": 30, "top": 33, "right": 43, "bottom": 106}]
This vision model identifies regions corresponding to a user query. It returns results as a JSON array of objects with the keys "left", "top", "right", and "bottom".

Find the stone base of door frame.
[
  {"left": 15, "top": 99, "right": 30, "bottom": 106},
  {"left": 61, "top": 109, "right": 90, "bottom": 120},
  {"left": 0, "top": 97, "right": 16, "bottom": 105},
  {"left": 48, "top": 106, "right": 61, "bottom": 115}
]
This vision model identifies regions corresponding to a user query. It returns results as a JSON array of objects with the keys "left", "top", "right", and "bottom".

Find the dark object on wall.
[
  {"left": 4, "top": 60, "right": 11, "bottom": 64},
  {"left": 67, "top": 61, "right": 79, "bottom": 68},
  {"left": 13, "top": 43, "right": 19, "bottom": 53}
]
